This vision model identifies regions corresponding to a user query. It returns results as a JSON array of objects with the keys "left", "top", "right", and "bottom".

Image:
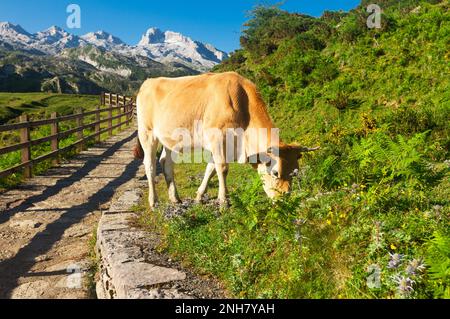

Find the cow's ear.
[
  {"left": 280, "top": 144, "right": 320, "bottom": 160},
  {"left": 289, "top": 144, "right": 321, "bottom": 154}
]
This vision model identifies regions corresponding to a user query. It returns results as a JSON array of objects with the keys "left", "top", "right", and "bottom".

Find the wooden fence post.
[
  {"left": 76, "top": 108, "right": 84, "bottom": 152},
  {"left": 125, "top": 98, "right": 130, "bottom": 127},
  {"left": 95, "top": 105, "right": 101, "bottom": 143},
  {"left": 118, "top": 96, "right": 122, "bottom": 132},
  {"left": 108, "top": 100, "right": 113, "bottom": 136},
  {"left": 100, "top": 92, "right": 105, "bottom": 106},
  {"left": 129, "top": 98, "right": 134, "bottom": 126},
  {"left": 19, "top": 114, "right": 31, "bottom": 178},
  {"left": 51, "top": 112, "right": 59, "bottom": 165}
]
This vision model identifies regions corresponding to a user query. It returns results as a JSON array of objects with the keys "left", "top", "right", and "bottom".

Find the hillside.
[
  {"left": 143, "top": 0, "right": 450, "bottom": 299},
  {"left": 0, "top": 92, "right": 98, "bottom": 124}
]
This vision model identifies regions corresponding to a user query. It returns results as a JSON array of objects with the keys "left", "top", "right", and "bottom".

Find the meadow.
[{"left": 138, "top": 1, "right": 449, "bottom": 299}]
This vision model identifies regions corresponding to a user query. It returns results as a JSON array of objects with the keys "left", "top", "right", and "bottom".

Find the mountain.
[
  {"left": 81, "top": 31, "right": 126, "bottom": 50},
  {"left": 0, "top": 22, "right": 35, "bottom": 51},
  {"left": 0, "top": 22, "right": 228, "bottom": 94},
  {"left": 132, "top": 27, "right": 228, "bottom": 71},
  {"left": 0, "top": 22, "right": 227, "bottom": 71},
  {"left": 35, "top": 26, "right": 86, "bottom": 53}
]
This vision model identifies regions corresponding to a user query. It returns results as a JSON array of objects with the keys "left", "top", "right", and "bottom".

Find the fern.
[
  {"left": 349, "top": 131, "right": 430, "bottom": 187},
  {"left": 425, "top": 231, "right": 450, "bottom": 299}
]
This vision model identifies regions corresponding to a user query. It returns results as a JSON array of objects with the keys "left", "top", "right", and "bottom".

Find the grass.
[
  {"left": 0, "top": 93, "right": 99, "bottom": 124},
  {"left": 137, "top": 153, "right": 449, "bottom": 299},
  {"left": 86, "top": 227, "right": 99, "bottom": 299}
]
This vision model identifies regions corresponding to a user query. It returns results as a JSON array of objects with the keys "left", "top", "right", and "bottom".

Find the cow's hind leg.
[
  {"left": 159, "top": 148, "right": 181, "bottom": 204},
  {"left": 139, "top": 129, "right": 159, "bottom": 209}
]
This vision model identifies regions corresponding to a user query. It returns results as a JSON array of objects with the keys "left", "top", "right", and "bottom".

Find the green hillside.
[
  {"left": 143, "top": 1, "right": 450, "bottom": 299},
  {"left": 0, "top": 93, "right": 98, "bottom": 124}
]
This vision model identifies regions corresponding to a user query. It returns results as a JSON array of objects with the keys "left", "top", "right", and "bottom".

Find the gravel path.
[{"left": 0, "top": 128, "right": 140, "bottom": 298}]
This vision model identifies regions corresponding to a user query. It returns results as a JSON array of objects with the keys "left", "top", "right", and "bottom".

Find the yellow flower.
[
  {"left": 390, "top": 244, "right": 397, "bottom": 250},
  {"left": 326, "top": 220, "right": 332, "bottom": 225}
]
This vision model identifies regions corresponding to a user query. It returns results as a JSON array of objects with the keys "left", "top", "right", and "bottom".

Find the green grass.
[
  {"left": 137, "top": 1, "right": 450, "bottom": 299},
  {"left": 0, "top": 93, "right": 99, "bottom": 124},
  {"left": 86, "top": 227, "right": 99, "bottom": 299}
]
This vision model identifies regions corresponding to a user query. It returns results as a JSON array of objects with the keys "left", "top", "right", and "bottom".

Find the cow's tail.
[
  {"left": 133, "top": 92, "right": 145, "bottom": 160},
  {"left": 134, "top": 136, "right": 145, "bottom": 160}
]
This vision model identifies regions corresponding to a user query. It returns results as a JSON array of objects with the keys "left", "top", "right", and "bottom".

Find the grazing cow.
[{"left": 134, "top": 72, "right": 319, "bottom": 208}]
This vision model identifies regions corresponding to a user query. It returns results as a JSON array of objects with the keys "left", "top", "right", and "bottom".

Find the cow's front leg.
[
  {"left": 215, "top": 163, "right": 229, "bottom": 207},
  {"left": 196, "top": 162, "right": 216, "bottom": 203},
  {"left": 139, "top": 130, "right": 159, "bottom": 209}
]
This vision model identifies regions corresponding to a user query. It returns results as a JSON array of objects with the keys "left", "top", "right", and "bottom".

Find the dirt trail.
[{"left": 0, "top": 128, "right": 140, "bottom": 299}]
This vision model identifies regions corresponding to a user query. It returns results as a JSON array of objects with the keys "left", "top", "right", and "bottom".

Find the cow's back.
[{"left": 136, "top": 72, "right": 269, "bottom": 150}]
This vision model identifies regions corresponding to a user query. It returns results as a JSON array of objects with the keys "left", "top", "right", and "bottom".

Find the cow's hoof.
[
  {"left": 218, "top": 199, "right": 229, "bottom": 209},
  {"left": 170, "top": 198, "right": 182, "bottom": 205},
  {"left": 148, "top": 201, "right": 159, "bottom": 210},
  {"left": 195, "top": 194, "right": 204, "bottom": 204}
]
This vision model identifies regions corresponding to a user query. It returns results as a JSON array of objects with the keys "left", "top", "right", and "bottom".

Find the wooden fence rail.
[{"left": 0, "top": 92, "right": 135, "bottom": 179}]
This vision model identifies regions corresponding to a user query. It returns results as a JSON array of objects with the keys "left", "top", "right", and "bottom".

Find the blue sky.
[{"left": 0, "top": 0, "right": 360, "bottom": 52}]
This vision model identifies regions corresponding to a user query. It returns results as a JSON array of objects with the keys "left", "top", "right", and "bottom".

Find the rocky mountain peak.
[{"left": 0, "top": 22, "right": 228, "bottom": 72}]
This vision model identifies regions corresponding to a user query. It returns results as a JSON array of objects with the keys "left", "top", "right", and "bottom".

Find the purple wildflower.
[
  {"left": 406, "top": 259, "right": 426, "bottom": 276},
  {"left": 393, "top": 275, "right": 414, "bottom": 297},
  {"left": 388, "top": 253, "right": 404, "bottom": 269}
]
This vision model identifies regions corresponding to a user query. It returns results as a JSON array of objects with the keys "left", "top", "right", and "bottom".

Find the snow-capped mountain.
[
  {"left": 0, "top": 22, "right": 228, "bottom": 71},
  {"left": 35, "top": 26, "right": 86, "bottom": 53},
  {"left": 0, "top": 23, "right": 86, "bottom": 54},
  {"left": 132, "top": 27, "right": 227, "bottom": 71},
  {"left": 0, "top": 22, "right": 34, "bottom": 47},
  {"left": 81, "top": 31, "right": 126, "bottom": 50}
]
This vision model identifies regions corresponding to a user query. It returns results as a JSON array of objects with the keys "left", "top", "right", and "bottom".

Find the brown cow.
[{"left": 135, "top": 72, "right": 319, "bottom": 208}]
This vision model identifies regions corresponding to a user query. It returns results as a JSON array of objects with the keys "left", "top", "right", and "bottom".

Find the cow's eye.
[{"left": 272, "top": 171, "right": 279, "bottom": 178}]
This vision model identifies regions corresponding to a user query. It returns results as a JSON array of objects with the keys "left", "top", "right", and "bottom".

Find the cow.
[{"left": 134, "top": 72, "right": 319, "bottom": 209}]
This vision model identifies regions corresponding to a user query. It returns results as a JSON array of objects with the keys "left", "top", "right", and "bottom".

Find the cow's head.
[{"left": 250, "top": 144, "right": 320, "bottom": 198}]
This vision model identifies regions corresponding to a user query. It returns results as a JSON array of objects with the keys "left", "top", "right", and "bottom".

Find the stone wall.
[{"left": 95, "top": 182, "right": 190, "bottom": 299}]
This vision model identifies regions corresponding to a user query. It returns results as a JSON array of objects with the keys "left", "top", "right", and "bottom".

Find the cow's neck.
[{"left": 244, "top": 97, "right": 280, "bottom": 156}]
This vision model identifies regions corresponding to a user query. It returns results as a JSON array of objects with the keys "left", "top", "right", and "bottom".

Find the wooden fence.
[{"left": 0, "top": 92, "right": 135, "bottom": 179}]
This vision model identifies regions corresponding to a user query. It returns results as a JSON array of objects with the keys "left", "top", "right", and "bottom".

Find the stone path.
[
  {"left": 0, "top": 128, "right": 140, "bottom": 298},
  {"left": 95, "top": 181, "right": 225, "bottom": 299}
]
